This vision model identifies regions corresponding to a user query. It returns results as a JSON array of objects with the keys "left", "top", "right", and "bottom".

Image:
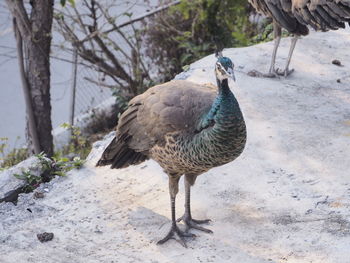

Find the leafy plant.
[
  {"left": 59, "top": 123, "right": 91, "bottom": 159},
  {"left": 12, "top": 152, "right": 85, "bottom": 193},
  {"left": 37, "top": 152, "right": 85, "bottom": 179},
  {"left": 13, "top": 170, "right": 42, "bottom": 192}
]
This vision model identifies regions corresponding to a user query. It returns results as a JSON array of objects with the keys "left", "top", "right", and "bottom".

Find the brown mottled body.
[
  {"left": 151, "top": 126, "right": 246, "bottom": 177},
  {"left": 98, "top": 79, "right": 245, "bottom": 178},
  {"left": 98, "top": 80, "right": 217, "bottom": 169}
]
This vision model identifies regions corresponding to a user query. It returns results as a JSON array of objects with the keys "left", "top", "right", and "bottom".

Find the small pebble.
[
  {"left": 37, "top": 232, "right": 54, "bottom": 243},
  {"left": 332, "top": 59, "right": 342, "bottom": 66},
  {"left": 247, "top": 70, "right": 259, "bottom": 77},
  {"left": 337, "top": 79, "right": 341, "bottom": 83},
  {"left": 34, "top": 191, "right": 44, "bottom": 199}
]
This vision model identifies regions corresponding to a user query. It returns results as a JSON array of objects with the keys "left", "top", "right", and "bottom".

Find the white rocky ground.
[{"left": 1, "top": 27, "right": 350, "bottom": 263}]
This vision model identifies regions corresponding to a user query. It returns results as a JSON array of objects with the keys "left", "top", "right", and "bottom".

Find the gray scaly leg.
[
  {"left": 276, "top": 35, "right": 298, "bottom": 77},
  {"left": 177, "top": 175, "right": 213, "bottom": 234},
  {"left": 248, "top": 22, "right": 282, "bottom": 78},
  {"left": 267, "top": 22, "right": 282, "bottom": 77},
  {"left": 157, "top": 176, "right": 195, "bottom": 248}
]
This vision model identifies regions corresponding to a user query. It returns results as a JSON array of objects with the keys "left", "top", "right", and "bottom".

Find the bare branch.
[
  {"left": 54, "top": 0, "right": 164, "bottom": 97},
  {"left": 83, "top": 76, "right": 132, "bottom": 97},
  {"left": 92, "top": 32, "right": 135, "bottom": 88},
  {"left": 5, "top": 0, "right": 32, "bottom": 38},
  {"left": 103, "top": 1, "right": 181, "bottom": 35}
]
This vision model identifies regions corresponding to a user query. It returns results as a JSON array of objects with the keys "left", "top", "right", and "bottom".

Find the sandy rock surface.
[
  {"left": 0, "top": 156, "right": 42, "bottom": 201},
  {"left": 1, "top": 28, "right": 350, "bottom": 263}
]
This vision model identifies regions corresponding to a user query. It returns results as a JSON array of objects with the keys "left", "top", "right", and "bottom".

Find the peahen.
[
  {"left": 248, "top": 0, "right": 350, "bottom": 77},
  {"left": 96, "top": 54, "right": 247, "bottom": 247}
]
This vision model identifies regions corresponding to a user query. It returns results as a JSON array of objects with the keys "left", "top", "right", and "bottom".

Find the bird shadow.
[
  {"left": 127, "top": 206, "right": 181, "bottom": 242},
  {"left": 127, "top": 206, "right": 280, "bottom": 263}
]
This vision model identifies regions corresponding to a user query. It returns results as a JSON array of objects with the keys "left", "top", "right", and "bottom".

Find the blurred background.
[{"left": 0, "top": 0, "right": 273, "bottom": 166}]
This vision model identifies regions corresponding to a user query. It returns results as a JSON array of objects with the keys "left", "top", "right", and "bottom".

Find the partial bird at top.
[{"left": 248, "top": 0, "right": 350, "bottom": 77}]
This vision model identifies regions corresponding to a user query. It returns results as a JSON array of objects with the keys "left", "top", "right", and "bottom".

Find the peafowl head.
[{"left": 215, "top": 56, "right": 235, "bottom": 82}]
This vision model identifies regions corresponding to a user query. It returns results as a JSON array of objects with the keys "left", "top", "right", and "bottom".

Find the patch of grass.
[{"left": 0, "top": 137, "right": 29, "bottom": 170}]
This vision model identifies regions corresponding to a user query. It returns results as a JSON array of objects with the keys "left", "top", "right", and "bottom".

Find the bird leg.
[
  {"left": 157, "top": 176, "right": 195, "bottom": 248},
  {"left": 267, "top": 22, "right": 282, "bottom": 77},
  {"left": 176, "top": 175, "right": 213, "bottom": 234},
  {"left": 276, "top": 35, "right": 298, "bottom": 77},
  {"left": 248, "top": 22, "right": 281, "bottom": 78}
]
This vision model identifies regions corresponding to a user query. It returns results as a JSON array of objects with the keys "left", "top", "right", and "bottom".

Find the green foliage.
[
  {"left": 145, "top": 0, "right": 258, "bottom": 81},
  {"left": 0, "top": 137, "right": 28, "bottom": 170},
  {"left": 36, "top": 152, "right": 84, "bottom": 178},
  {"left": 111, "top": 90, "right": 129, "bottom": 113},
  {"left": 0, "top": 137, "right": 6, "bottom": 157},
  {"left": 12, "top": 152, "right": 84, "bottom": 192},
  {"left": 250, "top": 20, "right": 292, "bottom": 44},
  {"left": 1, "top": 124, "right": 90, "bottom": 173},
  {"left": 13, "top": 169, "right": 42, "bottom": 193},
  {"left": 60, "top": 0, "right": 75, "bottom": 7},
  {"left": 175, "top": 0, "right": 254, "bottom": 47},
  {"left": 58, "top": 123, "right": 91, "bottom": 159},
  {"left": 250, "top": 21, "right": 274, "bottom": 43}
]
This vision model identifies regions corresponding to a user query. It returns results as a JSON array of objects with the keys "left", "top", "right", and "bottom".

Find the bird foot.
[
  {"left": 177, "top": 215, "right": 213, "bottom": 234},
  {"left": 157, "top": 223, "right": 196, "bottom": 248},
  {"left": 248, "top": 68, "right": 294, "bottom": 78},
  {"left": 247, "top": 70, "right": 278, "bottom": 78},
  {"left": 275, "top": 68, "right": 294, "bottom": 77}
]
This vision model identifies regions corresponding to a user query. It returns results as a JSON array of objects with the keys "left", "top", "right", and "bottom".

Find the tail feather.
[
  {"left": 96, "top": 136, "right": 148, "bottom": 169},
  {"left": 267, "top": 2, "right": 309, "bottom": 35},
  {"left": 111, "top": 147, "right": 134, "bottom": 168}
]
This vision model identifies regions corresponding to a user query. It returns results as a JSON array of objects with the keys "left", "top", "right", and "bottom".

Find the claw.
[
  {"left": 185, "top": 222, "right": 213, "bottom": 233},
  {"left": 247, "top": 70, "right": 278, "bottom": 78},
  {"left": 157, "top": 224, "right": 196, "bottom": 248},
  {"left": 248, "top": 67, "right": 294, "bottom": 78},
  {"left": 276, "top": 68, "right": 294, "bottom": 77},
  {"left": 177, "top": 215, "right": 213, "bottom": 234},
  {"left": 192, "top": 218, "right": 211, "bottom": 224}
]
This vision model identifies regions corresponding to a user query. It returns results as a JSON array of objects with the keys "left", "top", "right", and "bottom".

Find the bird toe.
[
  {"left": 157, "top": 224, "right": 195, "bottom": 248},
  {"left": 276, "top": 68, "right": 294, "bottom": 77},
  {"left": 247, "top": 69, "right": 279, "bottom": 78}
]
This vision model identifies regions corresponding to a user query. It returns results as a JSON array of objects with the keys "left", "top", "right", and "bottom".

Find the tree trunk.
[
  {"left": 26, "top": 0, "right": 54, "bottom": 156},
  {"left": 5, "top": 0, "right": 54, "bottom": 157}
]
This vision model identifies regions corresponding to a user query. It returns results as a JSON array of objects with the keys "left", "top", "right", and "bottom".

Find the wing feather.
[
  {"left": 97, "top": 80, "right": 217, "bottom": 168},
  {"left": 292, "top": 0, "right": 350, "bottom": 31}
]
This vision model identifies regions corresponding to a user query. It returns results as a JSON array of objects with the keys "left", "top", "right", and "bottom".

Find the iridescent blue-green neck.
[
  {"left": 187, "top": 77, "right": 246, "bottom": 168},
  {"left": 199, "top": 78, "right": 242, "bottom": 130},
  {"left": 216, "top": 78, "right": 230, "bottom": 95}
]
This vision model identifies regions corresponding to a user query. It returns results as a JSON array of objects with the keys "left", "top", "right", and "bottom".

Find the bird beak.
[{"left": 227, "top": 67, "right": 236, "bottom": 82}]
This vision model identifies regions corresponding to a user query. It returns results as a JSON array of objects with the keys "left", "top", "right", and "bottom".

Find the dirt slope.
[{"left": 1, "top": 27, "right": 350, "bottom": 263}]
